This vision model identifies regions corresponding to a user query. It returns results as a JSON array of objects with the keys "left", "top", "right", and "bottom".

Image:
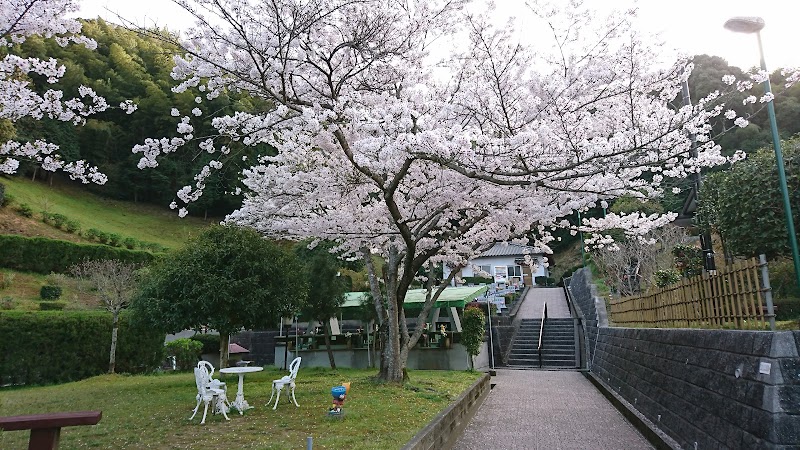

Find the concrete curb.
[
  {"left": 583, "top": 371, "right": 680, "bottom": 450},
  {"left": 402, "top": 373, "right": 492, "bottom": 450}
]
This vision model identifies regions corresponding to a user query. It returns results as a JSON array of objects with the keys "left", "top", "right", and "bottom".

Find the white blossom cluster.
[
  {"left": 131, "top": 0, "right": 763, "bottom": 273},
  {"left": 0, "top": 0, "right": 136, "bottom": 183}
]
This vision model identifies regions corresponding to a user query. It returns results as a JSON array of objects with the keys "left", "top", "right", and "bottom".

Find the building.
[{"left": 444, "top": 242, "right": 548, "bottom": 287}]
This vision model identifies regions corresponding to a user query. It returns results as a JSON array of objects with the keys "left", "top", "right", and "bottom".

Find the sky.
[{"left": 76, "top": 0, "right": 800, "bottom": 71}]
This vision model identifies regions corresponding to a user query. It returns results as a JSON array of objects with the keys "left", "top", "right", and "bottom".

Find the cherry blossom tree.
[
  {"left": 0, "top": 0, "right": 136, "bottom": 182},
  {"left": 132, "top": 0, "right": 749, "bottom": 382}
]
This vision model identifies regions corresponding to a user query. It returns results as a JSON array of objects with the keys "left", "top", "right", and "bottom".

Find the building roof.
[
  {"left": 477, "top": 242, "right": 541, "bottom": 258},
  {"left": 229, "top": 343, "right": 250, "bottom": 354},
  {"left": 342, "top": 285, "right": 489, "bottom": 309}
]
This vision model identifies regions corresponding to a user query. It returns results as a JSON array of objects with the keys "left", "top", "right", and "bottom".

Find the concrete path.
[
  {"left": 453, "top": 370, "right": 654, "bottom": 450},
  {"left": 517, "top": 287, "right": 571, "bottom": 319}
]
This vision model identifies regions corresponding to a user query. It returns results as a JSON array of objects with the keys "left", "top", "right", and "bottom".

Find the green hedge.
[
  {"left": 0, "top": 235, "right": 156, "bottom": 274},
  {"left": 463, "top": 276, "right": 493, "bottom": 285},
  {"left": 190, "top": 333, "right": 221, "bottom": 354},
  {"left": 0, "top": 311, "right": 165, "bottom": 385}
]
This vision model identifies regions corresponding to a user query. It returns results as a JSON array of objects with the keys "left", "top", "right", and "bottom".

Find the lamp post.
[{"left": 724, "top": 16, "right": 800, "bottom": 290}]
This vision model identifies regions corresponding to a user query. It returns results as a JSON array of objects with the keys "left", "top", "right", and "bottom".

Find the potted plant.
[{"left": 440, "top": 324, "right": 450, "bottom": 349}]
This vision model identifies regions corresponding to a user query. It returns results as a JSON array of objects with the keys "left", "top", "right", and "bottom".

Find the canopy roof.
[{"left": 342, "top": 285, "right": 489, "bottom": 309}]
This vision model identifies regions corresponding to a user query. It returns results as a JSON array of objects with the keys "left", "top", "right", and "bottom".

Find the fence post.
[{"left": 758, "top": 254, "right": 776, "bottom": 331}]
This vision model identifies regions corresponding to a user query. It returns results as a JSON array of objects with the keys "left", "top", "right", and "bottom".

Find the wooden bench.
[{"left": 0, "top": 411, "right": 102, "bottom": 450}]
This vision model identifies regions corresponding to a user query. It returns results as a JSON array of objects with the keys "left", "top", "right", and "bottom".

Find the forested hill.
[{"left": 3, "top": 18, "right": 270, "bottom": 217}]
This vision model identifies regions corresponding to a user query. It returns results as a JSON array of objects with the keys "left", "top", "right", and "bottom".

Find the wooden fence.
[{"left": 609, "top": 258, "right": 771, "bottom": 330}]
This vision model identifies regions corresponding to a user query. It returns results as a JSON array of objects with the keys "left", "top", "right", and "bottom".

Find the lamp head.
[{"left": 723, "top": 16, "right": 765, "bottom": 34}]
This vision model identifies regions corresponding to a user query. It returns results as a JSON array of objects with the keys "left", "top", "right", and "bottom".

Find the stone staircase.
[{"left": 507, "top": 318, "right": 577, "bottom": 369}]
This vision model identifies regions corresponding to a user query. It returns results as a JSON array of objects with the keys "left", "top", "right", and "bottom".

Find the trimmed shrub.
[
  {"left": 165, "top": 338, "right": 203, "bottom": 371},
  {"left": 39, "top": 301, "right": 66, "bottom": 310},
  {"left": 17, "top": 203, "right": 33, "bottom": 217},
  {"left": 0, "top": 235, "right": 156, "bottom": 274},
  {"left": 463, "top": 276, "right": 493, "bottom": 285},
  {"left": 123, "top": 237, "right": 138, "bottom": 250},
  {"left": 64, "top": 220, "right": 81, "bottom": 234},
  {"left": 40, "top": 285, "right": 62, "bottom": 300},
  {"left": 107, "top": 233, "right": 123, "bottom": 247},
  {"left": 190, "top": 333, "right": 221, "bottom": 355},
  {"left": 0, "top": 311, "right": 165, "bottom": 385}
]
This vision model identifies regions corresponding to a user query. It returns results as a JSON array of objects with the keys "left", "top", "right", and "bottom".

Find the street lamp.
[{"left": 724, "top": 16, "right": 800, "bottom": 290}]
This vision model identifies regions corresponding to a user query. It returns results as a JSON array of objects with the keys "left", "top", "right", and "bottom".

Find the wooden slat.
[{"left": 0, "top": 411, "right": 102, "bottom": 431}]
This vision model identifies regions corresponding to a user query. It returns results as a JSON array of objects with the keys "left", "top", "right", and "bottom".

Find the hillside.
[{"left": 0, "top": 176, "right": 214, "bottom": 249}]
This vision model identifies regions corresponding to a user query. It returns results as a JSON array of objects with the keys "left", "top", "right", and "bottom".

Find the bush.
[
  {"left": 39, "top": 301, "right": 66, "bottom": 310},
  {"left": 123, "top": 237, "right": 138, "bottom": 250},
  {"left": 64, "top": 220, "right": 81, "bottom": 234},
  {"left": 40, "top": 285, "right": 62, "bottom": 300},
  {"left": 0, "top": 271, "right": 14, "bottom": 289},
  {"left": 653, "top": 269, "right": 681, "bottom": 288},
  {"left": 17, "top": 203, "right": 33, "bottom": 217},
  {"left": 164, "top": 338, "right": 203, "bottom": 371},
  {"left": 45, "top": 272, "right": 68, "bottom": 287},
  {"left": 461, "top": 307, "right": 486, "bottom": 362},
  {"left": 463, "top": 276, "right": 493, "bottom": 285},
  {"left": 107, "top": 233, "right": 123, "bottom": 247},
  {"left": 774, "top": 297, "right": 800, "bottom": 321},
  {"left": 769, "top": 259, "right": 800, "bottom": 299},
  {"left": 0, "top": 311, "right": 165, "bottom": 385},
  {"left": 1, "top": 296, "right": 14, "bottom": 310},
  {"left": 190, "top": 333, "right": 221, "bottom": 355},
  {"left": 0, "top": 235, "right": 156, "bottom": 274}
]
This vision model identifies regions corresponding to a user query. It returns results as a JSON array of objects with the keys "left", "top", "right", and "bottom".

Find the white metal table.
[{"left": 219, "top": 366, "right": 263, "bottom": 413}]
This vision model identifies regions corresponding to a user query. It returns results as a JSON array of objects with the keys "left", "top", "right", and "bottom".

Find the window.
[
  {"left": 478, "top": 265, "right": 491, "bottom": 276},
  {"left": 509, "top": 266, "right": 522, "bottom": 276}
]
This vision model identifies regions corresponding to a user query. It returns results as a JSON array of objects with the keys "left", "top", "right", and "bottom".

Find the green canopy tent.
[{"left": 342, "top": 285, "right": 489, "bottom": 309}]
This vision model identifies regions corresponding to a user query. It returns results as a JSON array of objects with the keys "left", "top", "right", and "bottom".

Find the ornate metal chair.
[
  {"left": 190, "top": 367, "right": 230, "bottom": 424},
  {"left": 268, "top": 357, "right": 301, "bottom": 410}
]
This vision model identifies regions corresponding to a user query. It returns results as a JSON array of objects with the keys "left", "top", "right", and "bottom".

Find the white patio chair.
[
  {"left": 268, "top": 357, "right": 301, "bottom": 410},
  {"left": 197, "top": 361, "right": 227, "bottom": 392},
  {"left": 190, "top": 367, "right": 230, "bottom": 424}
]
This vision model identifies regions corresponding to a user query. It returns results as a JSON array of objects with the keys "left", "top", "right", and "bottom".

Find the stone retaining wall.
[
  {"left": 570, "top": 268, "right": 800, "bottom": 449},
  {"left": 402, "top": 374, "right": 491, "bottom": 450}
]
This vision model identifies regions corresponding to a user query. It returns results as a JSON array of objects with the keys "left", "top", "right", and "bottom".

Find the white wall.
[{"left": 447, "top": 255, "right": 548, "bottom": 280}]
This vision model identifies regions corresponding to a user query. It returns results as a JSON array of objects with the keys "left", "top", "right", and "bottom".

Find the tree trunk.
[
  {"left": 324, "top": 320, "right": 336, "bottom": 369},
  {"left": 109, "top": 311, "right": 119, "bottom": 374},
  {"left": 379, "top": 246, "right": 405, "bottom": 382},
  {"left": 220, "top": 333, "right": 231, "bottom": 368}
]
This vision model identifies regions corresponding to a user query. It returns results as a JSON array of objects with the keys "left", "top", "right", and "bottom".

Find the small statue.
[{"left": 328, "top": 382, "right": 350, "bottom": 416}]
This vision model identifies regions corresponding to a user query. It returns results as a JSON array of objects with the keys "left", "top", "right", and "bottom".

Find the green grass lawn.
[
  {"left": 0, "top": 368, "right": 482, "bottom": 449},
  {"left": 1, "top": 176, "right": 211, "bottom": 249}
]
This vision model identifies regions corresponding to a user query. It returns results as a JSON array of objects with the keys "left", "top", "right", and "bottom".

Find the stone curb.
[
  {"left": 402, "top": 373, "right": 492, "bottom": 450},
  {"left": 583, "top": 371, "right": 680, "bottom": 450}
]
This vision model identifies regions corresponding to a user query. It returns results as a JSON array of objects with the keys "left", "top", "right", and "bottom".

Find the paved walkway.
[
  {"left": 453, "top": 370, "right": 654, "bottom": 450},
  {"left": 517, "top": 287, "right": 571, "bottom": 319}
]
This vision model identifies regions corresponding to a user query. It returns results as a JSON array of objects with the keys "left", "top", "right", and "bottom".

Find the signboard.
[{"left": 493, "top": 266, "right": 508, "bottom": 284}]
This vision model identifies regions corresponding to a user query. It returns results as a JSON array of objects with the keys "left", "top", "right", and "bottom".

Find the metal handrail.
[{"left": 538, "top": 302, "right": 548, "bottom": 368}]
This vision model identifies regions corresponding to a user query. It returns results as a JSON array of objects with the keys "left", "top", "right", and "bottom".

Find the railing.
[
  {"left": 609, "top": 257, "right": 774, "bottom": 330},
  {"left": 538, "top": 302, "right": 548, "bottom": 368},
  {"left": 0, "top": 410, "right": 102, "bottom": 450}
]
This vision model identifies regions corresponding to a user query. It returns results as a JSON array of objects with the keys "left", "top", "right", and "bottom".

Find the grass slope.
[
  {"left": 1, "top": 176, "right": 212, "bottom": 249},
  {"left": 0, "top": 368, "right": 482, "bottom": 450}
]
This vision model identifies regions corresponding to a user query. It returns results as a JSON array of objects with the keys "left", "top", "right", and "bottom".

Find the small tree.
[
  {"left": 71, "top": 259, "right": 140, "bottom": 374},
  {"left": 133, "top": 225, "right": 307, "bottom": 368},
  {"left": 294, "top": 241, "right": 348, "bottom": 369},
  {"left": 461, "top": 307, "right": 486, "bottom": 371}
]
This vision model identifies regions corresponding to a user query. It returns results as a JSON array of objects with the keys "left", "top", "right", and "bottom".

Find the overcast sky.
[{"left": 77, "top": 0, "right": 800, "bottom": 71}]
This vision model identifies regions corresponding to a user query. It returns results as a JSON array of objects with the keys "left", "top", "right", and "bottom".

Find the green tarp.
[{"left": 342, "top": 285, "right": 489, "bottom": 309}]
